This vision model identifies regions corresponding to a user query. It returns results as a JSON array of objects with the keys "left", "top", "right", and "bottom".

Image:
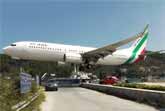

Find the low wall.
[{"left": 81, "top": 83, "right": 165, "bottom": 108}]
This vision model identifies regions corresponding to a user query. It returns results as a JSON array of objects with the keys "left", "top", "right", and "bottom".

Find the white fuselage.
[{"left": 3, "top": 41, "right": 132, "bottom": 65}]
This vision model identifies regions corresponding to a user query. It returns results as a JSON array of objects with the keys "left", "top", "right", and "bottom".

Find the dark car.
[{"left": 45, "top": 79, "right": 58, "bottom": 91}]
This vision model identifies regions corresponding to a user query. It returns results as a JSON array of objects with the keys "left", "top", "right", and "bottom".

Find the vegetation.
[
  {"left": 0, "top": 54, "right": 74, "bottom": 77},
  {"left": 0, "top": 77, "right": 19, "bottom": 111},
  {"left": 0, "top": 76, "right": 42, "bottom": 111},
  {"left": 114, "top": 83, "right": 165, "bottom": 91},
  {"left": 94, "top": 52, "right": 165, "bottom": 81},
  {"left": 0, "top": 54, "right": 74, "bottom": 111},
  {"left": 22, "top": 88, "right": 45, "bottom": 111}
]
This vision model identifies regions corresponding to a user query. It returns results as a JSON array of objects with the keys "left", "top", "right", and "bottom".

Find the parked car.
[
  {"left": 45, "top": 79, "right": 58, "bottom": 91},
  {"left": 100, "top": 76, "right": 119, "bottom": 85}
]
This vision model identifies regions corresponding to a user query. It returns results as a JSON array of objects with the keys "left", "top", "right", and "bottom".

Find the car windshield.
[
  {"left": 11, "top": 44, "right": 16, "bottom": 46},
  {"left": 48, "top": 80, "right": 57, "bottom": 83}
]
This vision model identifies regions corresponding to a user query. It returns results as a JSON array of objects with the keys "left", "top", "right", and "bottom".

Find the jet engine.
[{"left": 64, "top": 53, "right": 82, "bottom": 63}]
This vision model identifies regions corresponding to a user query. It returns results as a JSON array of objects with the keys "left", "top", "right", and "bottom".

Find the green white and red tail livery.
[{"left": 125, "top": 26, "right": 148, "bottom": 64}]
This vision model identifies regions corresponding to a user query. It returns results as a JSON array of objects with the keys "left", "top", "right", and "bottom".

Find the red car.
[{"left": 100, "top": 76, "right": 119, "bottom": 85}]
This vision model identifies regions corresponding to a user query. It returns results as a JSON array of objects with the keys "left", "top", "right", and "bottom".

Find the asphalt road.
[{"left": 41, "top": 87, "right": 158, "bottom": 111}]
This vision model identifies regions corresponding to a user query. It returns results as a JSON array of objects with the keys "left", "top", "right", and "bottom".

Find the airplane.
[{"left": 3, "top": 25, "right": 149, "bottom": 70}]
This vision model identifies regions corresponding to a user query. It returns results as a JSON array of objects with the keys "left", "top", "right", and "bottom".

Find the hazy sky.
[{"left": 1, "top": 0, "right": 165, "bottom": 53}]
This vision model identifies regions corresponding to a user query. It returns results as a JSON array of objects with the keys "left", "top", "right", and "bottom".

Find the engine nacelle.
[
  {"left": 64, "top": 53, "right": 82, "bottom": 63},
  {"left": 57, "top": 61, "right": 66, "bottom": 66}
]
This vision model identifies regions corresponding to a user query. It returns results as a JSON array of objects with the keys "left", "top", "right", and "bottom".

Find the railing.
[{"left": 12, "top": 93, "right": 39, "bottom": 111}]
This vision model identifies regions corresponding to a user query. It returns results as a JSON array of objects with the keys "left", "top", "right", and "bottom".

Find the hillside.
[
  {"left": 0, "top": 54, "right": 73, "bottom": 77},
  {"left": 94, "top": 52, "right": 165, "bottom": 81},
  {"left": 0, "top": 52, "right": 165, "bottom": 81}
]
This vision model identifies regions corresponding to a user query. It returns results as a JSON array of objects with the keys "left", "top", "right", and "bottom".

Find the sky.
[{"left": 0, "top": 0, "right": 165, "bottom": 53}]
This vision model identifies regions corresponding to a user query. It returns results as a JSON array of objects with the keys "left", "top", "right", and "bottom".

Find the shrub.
[{"left": 114, "top": 83, "right": 165, "bottom": 91}]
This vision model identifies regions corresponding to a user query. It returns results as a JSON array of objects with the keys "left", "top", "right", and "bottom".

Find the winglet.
[
  {"left": 143, "top": 24, "right": 149, "bottom": 35},
  {"left": 131, "top": 24, "right": 149, "bottom": 48}
]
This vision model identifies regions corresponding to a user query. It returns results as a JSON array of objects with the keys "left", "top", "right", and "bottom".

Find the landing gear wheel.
[{"left": 87, "top": 64, "right": 93, "bottom": 69}]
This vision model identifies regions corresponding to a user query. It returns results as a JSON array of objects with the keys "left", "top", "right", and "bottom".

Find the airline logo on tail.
[{"left": 125, "top": 25, "right": 149, "bottom": 64}]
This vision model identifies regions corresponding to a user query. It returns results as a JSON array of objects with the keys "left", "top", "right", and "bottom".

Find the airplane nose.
[
  {"left": 3, "top": 47, "right": 7, "bottom": 50},
  {"left": 3, "top": 46, "right": 11, "bottom": 54}
]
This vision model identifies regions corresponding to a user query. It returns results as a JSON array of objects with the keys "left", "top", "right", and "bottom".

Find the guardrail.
[
  {"left": 81, "top": 83, "right": 165, "bottom": 108},
  {"left": 12, "top": 93, "right": 39, "bottom": 111}
]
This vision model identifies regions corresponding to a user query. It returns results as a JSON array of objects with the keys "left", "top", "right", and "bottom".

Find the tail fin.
[
  {"left": 126, "top": 25, "right": 149, "bottom": 63},
  {"left": 131, "top": 25, "right": 149, "bottom": 51}
]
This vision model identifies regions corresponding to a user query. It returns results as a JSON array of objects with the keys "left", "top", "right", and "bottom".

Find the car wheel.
[{"left": 55, "top": 88, "right": 58, "bottom": 91}]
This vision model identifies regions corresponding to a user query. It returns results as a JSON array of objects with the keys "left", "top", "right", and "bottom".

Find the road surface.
[{"left": 41, "top": 87, "right": 158, "bottom": 111}]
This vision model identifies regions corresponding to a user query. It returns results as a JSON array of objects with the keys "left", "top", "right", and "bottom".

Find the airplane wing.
[{"left": 82, "top": 25, "right": 148, "bottom": 63}]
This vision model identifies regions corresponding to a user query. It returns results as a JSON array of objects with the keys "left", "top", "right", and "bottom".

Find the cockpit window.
[{"left": 11, "top": 44, "right": 16, "bottom": 46}]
